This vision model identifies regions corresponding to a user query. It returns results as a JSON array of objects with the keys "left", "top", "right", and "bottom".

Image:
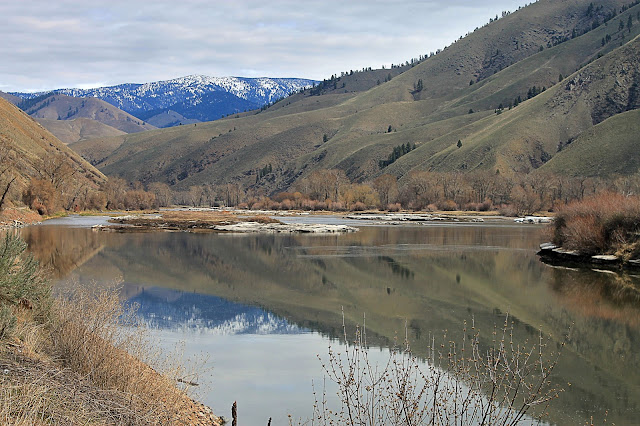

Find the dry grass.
[
  {"left": 51, "top": 288, "right": 191, "bottom": 424},
  {"left": 0, "top": 288, "right": 220, "bottom": 425},
  {"left": 0, "top": 234, "right": 220, "bottom": 425},
  {"left": 553, "top": 192, "right": 640, "bottom": 257},
  {"left": 0, "top": 208, "right": 42, "bottom": 228}
]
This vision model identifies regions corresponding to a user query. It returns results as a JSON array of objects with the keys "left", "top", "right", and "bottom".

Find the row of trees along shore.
[
  {"left": 163, "top": 170, "right": 640, "bottom": 216},
  {"left": 6, "top": 167, "right": 640, "bottom": 217}
]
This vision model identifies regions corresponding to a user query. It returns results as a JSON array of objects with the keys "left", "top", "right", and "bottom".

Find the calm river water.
[{"left": 20, "top": 217, "right": 640, "bottom": 425}]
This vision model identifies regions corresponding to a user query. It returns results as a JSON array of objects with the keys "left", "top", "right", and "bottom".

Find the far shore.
[
  {"left": 79, "top": 207, "right": 552, "bottom": 234},
  {"left": 2, "top": 205, "right": 555, "bottom": 233}
]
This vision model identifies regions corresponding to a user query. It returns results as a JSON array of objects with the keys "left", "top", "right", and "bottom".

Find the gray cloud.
[{"left": 1, "top": 0, "right": 527, "bottom": 92}]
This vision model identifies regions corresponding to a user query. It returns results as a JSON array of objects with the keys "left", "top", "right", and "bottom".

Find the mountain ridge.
[{"left": 12, "top": 75, "right": 316, "bottom": 127}]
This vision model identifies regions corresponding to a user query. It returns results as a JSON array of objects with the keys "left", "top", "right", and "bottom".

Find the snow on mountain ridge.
[{"left": 12, "top": 75, "right": 316, "bottom": 120}]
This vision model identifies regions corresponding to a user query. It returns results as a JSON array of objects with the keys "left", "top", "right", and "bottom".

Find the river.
[{"left": 20, "top": 216, "right": 640, "bottom": 425}]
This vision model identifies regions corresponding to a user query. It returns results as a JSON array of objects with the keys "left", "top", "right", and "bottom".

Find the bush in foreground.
[{"left": 0, "top": 233, "right": 50, "bottom": 338}]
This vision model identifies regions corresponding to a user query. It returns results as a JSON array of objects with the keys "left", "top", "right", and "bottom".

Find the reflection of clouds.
[{"left": 128, "top": 287, "right": 308, "bottom": 335}]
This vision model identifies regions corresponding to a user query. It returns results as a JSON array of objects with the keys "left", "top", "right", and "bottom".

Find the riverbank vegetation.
[
  {"left": 167, "top": 170, "right": 640, "bottom": 216},
  {"left": 552, "top": 192, "right": 640, "bottom": 257},
  {"left": 0, "top": 233, "right": 220, "bottom": 425},
  {"left": 4, "top": 145, "right": 640, "bottom": 219}
]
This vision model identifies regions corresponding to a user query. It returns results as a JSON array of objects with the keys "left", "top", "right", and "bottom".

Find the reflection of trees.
[
  {"left": 21, "top": 227, "right": 105, "bottom": 278},
  {"left": 549, "top": 267, "right": 640, "bottom": 326}
]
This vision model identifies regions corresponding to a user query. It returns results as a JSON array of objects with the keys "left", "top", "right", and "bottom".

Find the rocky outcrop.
[{"left": 537, "top": 243, "right": 640, "bottom": 270}]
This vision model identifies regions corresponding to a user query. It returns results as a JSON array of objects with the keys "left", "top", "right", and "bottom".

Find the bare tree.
[
  {"left": 466, "top": 170, "right": 495, "bottom": 203},
  {"left": 147, "top": 182, "right": 173, "bottom": 207},
  {"left": 373, "top": 174, "right": 398, "bottom": 208},
  {"left": 36, "top": 153, "right": 77, "bottom": 190}
]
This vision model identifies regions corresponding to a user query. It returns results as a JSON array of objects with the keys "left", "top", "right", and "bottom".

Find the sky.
[{"left": 1, "top": 0, "right": 529, "bottom": 93}]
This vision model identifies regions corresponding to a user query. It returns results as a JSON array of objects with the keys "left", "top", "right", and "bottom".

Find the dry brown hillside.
[{"left": 0, "top": 96, "right": 105, "bottom": 207}]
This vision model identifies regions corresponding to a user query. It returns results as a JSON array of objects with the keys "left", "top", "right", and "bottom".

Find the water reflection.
[
  {"left": 20, "top": 221, "right": 640, "bottom": 425},
  {"left": 129, "top": 287, "right": 307, "bottom": 335}
]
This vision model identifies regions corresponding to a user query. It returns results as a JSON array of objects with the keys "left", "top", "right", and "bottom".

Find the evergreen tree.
[{"left": 457, "top": 140, "right": 462, "bottom": 148}]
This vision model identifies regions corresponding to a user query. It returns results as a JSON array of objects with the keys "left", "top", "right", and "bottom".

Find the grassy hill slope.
[
  {"left": 540, "top": 109, "right": 640, "bottom": 177},
  {"left": 36, "top": 117, "right": 126, "bottom": 144},
  {"left": 75, "top": 0, "right": 640, "bottom": 191}
]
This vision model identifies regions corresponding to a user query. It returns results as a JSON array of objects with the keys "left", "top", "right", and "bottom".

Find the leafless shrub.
[{"left": 312, "top": 312, "right": 565, "bottom": 426}]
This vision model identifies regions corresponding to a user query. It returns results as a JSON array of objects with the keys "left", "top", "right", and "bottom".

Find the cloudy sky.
[{"left": 1, "top": 0, "right": 528, "bottom": 92}]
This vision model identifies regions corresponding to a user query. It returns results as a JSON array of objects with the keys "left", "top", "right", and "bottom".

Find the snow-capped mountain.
[{"left": 13, "top": 75, "right": 316, "bottom": 127}]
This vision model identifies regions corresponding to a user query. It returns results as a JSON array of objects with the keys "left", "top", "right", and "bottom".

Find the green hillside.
[
  {"left": 540, "top": 109, "right": 640, "bottom": 177},
  {"left": 74, "top": 0, "right": 640, "bottom": 191}
]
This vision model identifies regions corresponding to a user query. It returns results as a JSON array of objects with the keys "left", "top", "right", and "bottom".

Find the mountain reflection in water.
[{"left": 128, "top": 286, "right": 307, "bottom": 335}]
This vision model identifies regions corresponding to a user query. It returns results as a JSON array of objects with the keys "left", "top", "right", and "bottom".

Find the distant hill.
[
  {"left": 137, "top": 90, "right": 262, "bottom": 125},
  {"left": 16, "top": 93, "right": 156, "bottom": 137},
  {"left": 35, "top": 117, "right": 126, "bottom": 145},
  {"left": 0, "top": 91, "right": 21, "bottom": 105},
  {"left": 142, "top": 110, "right": 199, "bottom": 128},
  {"left": 0, "top": 96, "right": 105, "bottom": 206},
  {"left": 72, "top": 0, "right": 640, "bottom": 191},
  {"left": 13, "top": 75, "right": 316, "bottom": 128}
]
